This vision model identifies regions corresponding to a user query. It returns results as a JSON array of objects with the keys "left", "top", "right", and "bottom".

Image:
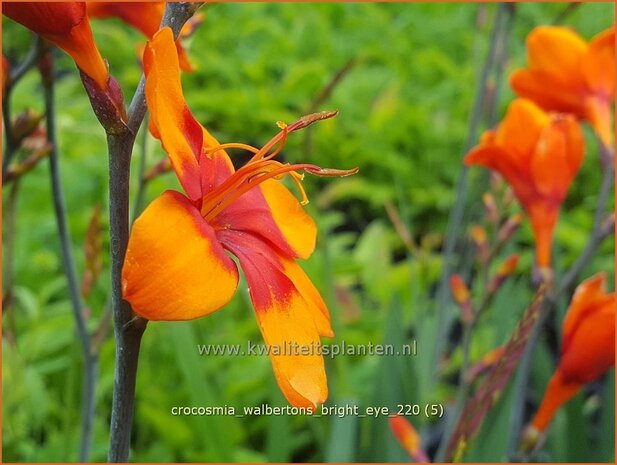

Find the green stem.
[
  {"left": 41, "top": 48, "right": 96, "bottom": 462},
  {"left": 433, "top": 4, "right": 514, "bottom": 461}
]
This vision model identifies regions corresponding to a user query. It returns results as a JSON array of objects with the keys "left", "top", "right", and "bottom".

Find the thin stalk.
[
  {"left": 131, "top": 114, "right": 150, "bottom": 222},
  {"left": 3, "top": 180, "right": 20, "bottom": 346},
  {"left": 106, "top": 4, "right": 202, "bottom": 462},
  {"left": 431, "top": 3, "right": 511, "bottom": 384},
  {"left": 41, "top": 49, "right": 96, "bottom": 462},
  {"left": 433, "top": 5, "right": 514, "bottom": 461},
  {"left": 507, "top": 157, "right": 615, "bottom": 458},
  {"left": 3, "top": 37, "right": 43, "bottom": 179}
]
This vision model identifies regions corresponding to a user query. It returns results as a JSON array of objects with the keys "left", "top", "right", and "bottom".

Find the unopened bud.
[
  {"left": 80, "top": 68, "right": 128, "bottom": 135},
  {"left": 489, "top": 171, "right": 503, "bottom": 192},
  {"left": 11, "top": 108, "right": 43, "bottom": 142},
  {"left": 497, "top": 213, "right": 522, "bottom": 244},
  {"left": 465, "top": 345, "right": 505, "bottom": 382},
  {"left": 502, "top": 186, "right": 515, "bottom": 208},
  {"left": 450, "top": 274, "right": 473, "bottom": 325},
  {"left": 487, "top": 254, "right": 519, "bottom": 294},
  {"left": 389, "top": 415, "right": 429, "bottom": 463},
  {"left": 470, "top": 225, "right": 489, "bottom": 263},
  {"left": 482, "top": 192, "right": 499, "bottom": 224}
]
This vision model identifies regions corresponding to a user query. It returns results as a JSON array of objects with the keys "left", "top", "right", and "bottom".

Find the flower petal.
[
  {"left": 582, "top": 27, "right": 616, "bottom": 98},
  {"left": 531, "top": 370, "right": 579, "bottom": 432},
  {"left": 123, "top": 190, "right": 239, "bottom": 321},
  {"left": 4, "top": 2, "right": 109, "bottom": 89},
  {"left": 218, "top": 230, "right": 331, "bottom": 408},
  {"left": 495, "top": 99, "right": 549, "bottom": 162},
  {"left": 526, "top": 26, "right": 586, "bottom": 88},
  {"left": 562, "top": 273, "right": 615, "bottom": 356},
  {"left": 144, "top": 27, "right": 204, "bottom": 199},
  {"left": 530, "top": 115, "right": 584, "bottom": 202},
  {"left": 87, "top": 2, "right": 195, "bottom": 72}
]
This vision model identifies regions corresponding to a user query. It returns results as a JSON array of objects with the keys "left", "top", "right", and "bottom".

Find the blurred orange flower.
[
  {"left": 122, "top": 28, "right": 356, "bottom": 408},
  {"left": 511, "top": 26, "right": 615, "bottom": 147},
  {"left": 465, "top": 99, "right": 584, "bottom": 272},
  {"left": 389, "top": 415, "right": 429, "bottom": 462},
  {"left": 87, "top": 2, "right": 199, "bottom": 72},
  {"left": 525, "top": 273, "right": 615, "bottom": 442},
  {"left": 3, "top": 2, "right": 109, "bottom": 89}
]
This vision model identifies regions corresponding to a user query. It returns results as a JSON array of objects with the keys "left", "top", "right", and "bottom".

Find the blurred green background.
[{"left": 2, "top": 2, "right": 614, "bottom": 462}]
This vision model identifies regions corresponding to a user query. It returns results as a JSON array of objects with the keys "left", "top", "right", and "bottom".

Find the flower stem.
[
  {"left": 433, "top": 4, "right": 514, "bottom": 460},
  {"left": 41, "top": 47, "right": 96, "bottom": 462},
  {"left": 431, "top": 2, "right": 513, "bottom": 386},
  {"left": 106, "top": 4, "right": 202, "bottom": 462}
]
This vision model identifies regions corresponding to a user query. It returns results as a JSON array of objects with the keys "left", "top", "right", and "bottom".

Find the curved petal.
[
  {"left": 144, "top": 27, "right": 203, "bottom": 199},
  {"left": 531, "top": 370, "right": 580, "bottom": 432},
  {"left": 495, "top": 99, "right": 548, "bottom": 163},
  {"left": 213, "top": 179, "right": 317, "bottom": 260},
  {"left": 510, "top": 69, "right": 585, "bottom": 116},
  {"left": 123, "top": 190, "right": 239, "bottom": 321},
  {"left": 4, "top": 2, "right": 108, "bottom": 89},
  {"left": 88, "top": 2, "right": 195, "bottom": 72},
  {"left": 218, "top": 230, "right": 331, "bottom": 408},
  {"left": 562, "top": 273, "right": 615, "bottom": 355},
  {"left": 583, "top": 27, "right": 616, "bottom": 98},
  {"left": 530, "top": 115, "right": 584, "bottom": 202},
  {"left": 559, "top": 299, "right": 615, "bottom": 385},
  {"left": 526, "top": 26, "right": 586, "bottom": 88},
  {"left": 584, "top": 95, "right": 614, "bottom": 148}
]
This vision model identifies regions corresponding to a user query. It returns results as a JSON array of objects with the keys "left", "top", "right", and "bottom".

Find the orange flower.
[
  {"left": 511, "top": 26, "right": 615, "bottom": 147},
  {"left": 526, "top": 273, "right": 615, "bottom": 439},
  {"left": 87, "top": 2, "right": 197, "bottom": 72},
  {"left": 389, "top": 415, "right": 429, "bottom": 462},
  {"left": 465, "top": 99, "right": 584, "bottom": 271},
  {"left": 122, "top": 28, "right": 356, "bottom": 408},
  {"left": 3, "top": 2, "right": 109, "bottom": 89}
]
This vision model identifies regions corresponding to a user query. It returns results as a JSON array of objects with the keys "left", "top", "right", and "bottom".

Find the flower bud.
[
  {"left": 451, "top": 274, "right": 473, "bottom": 325},
  {"left": 497, "top": 213, "right": 522, "bottom": 244},
  {"left": 482, "top": 192, "right": 499, "bottom": 224},
  {"left": 487, "top": 254, "right": 519, "bottom": 294},
  {"left": 470, "top": 225, "right": 489, "bottom": 264}
]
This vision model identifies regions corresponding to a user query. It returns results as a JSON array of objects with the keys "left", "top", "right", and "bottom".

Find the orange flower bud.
[
  {"left": 528, "top": 273, "right": 615, "bottom": 434},
  {"left": 465, "top": 345, "right": 505, "bottom": 382},
  {"left": 4, "top": 2, "right": 109, "bottom": 89},
  {"left": 470, "top": 225, "right": 490, "bottom": 264},
  {"left": 450, "top": 274, "right": 473, "bottom": 325},
  {"left": 487, "top": 254, "right": 519, "bottom": 295},
  {"left": 389, "top": 415, "right": 429, "bottom": 462}
]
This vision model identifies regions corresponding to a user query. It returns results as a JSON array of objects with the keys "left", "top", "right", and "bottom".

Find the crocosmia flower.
[
  {"left": 523, "top": 273, "right": 615, "bottom": 445},
  {"left": 3, "top": 2, "right": 109, "bottom": 89},
  {"left": 87, "top": 2, "right": 197, "bottom": 71},
  {"left": 389, "top": 415, "right": 429, "bottom": 462},
  {"left": 465, "top": 99, "right": 584, "bottom": 272},
  {"left": 511, "top": 26, "right": 615, "bottom": 147},
  {"left": 122, "top": 27, "right": 357, "bottom": 408}
]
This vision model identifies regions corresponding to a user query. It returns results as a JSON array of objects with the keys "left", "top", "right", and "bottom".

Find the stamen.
[
  {"left": 204, "top": 142, "right": 260, "bottom": 156},
  {"left": 203, "top": 163, "right": 359, "bottom": 221}
]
